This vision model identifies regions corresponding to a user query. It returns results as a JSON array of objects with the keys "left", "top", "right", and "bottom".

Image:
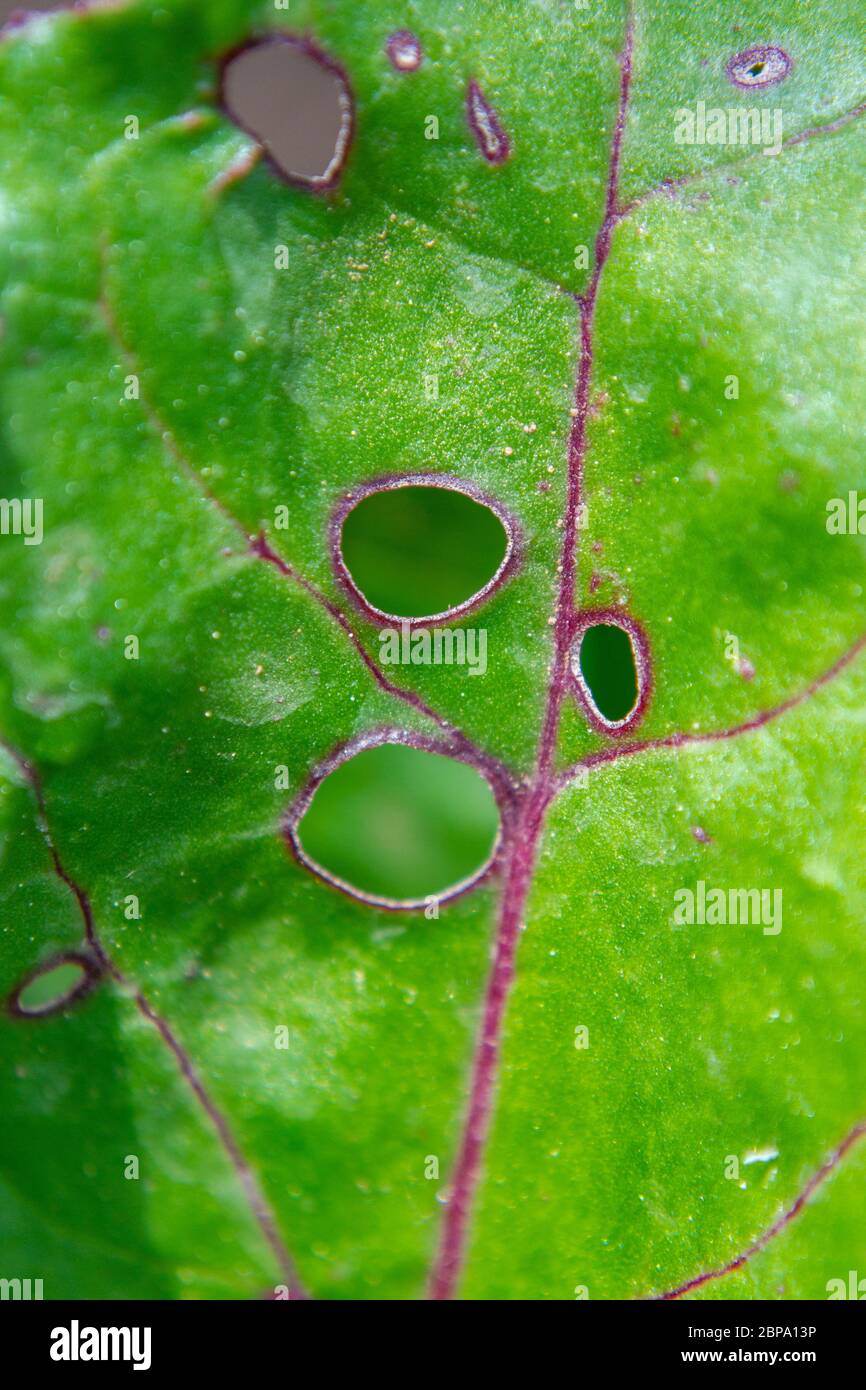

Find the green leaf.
[{"left": 1, "top": 0, "right": 865, "bottom": 1301}]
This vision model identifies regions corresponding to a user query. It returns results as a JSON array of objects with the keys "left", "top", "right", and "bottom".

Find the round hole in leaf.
[
  {"left": 571, "top": 618, "right": 648, "bottom": 731},
  {"left": 9, "top": 952, "right": 100, "bottom": 1018},
  {"left": 290, "top": 740, "right": 502, "bottom": 907},
  {"left": 336, "top": 478, "right": 514, "bottom": 622},
  {"left": 218, "top": 35, "right": 353, "bottom": 189}
]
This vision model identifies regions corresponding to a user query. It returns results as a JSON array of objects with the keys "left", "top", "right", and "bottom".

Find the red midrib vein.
[{"left": 427, "top": 5, "right": 636, "bottom": 1302}]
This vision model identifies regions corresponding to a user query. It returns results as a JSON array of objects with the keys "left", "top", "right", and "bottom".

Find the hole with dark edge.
[
  {"left": 338, "top": 483, "right": 510, "bottom": 621},
  {"left": 577, "top": 622, "right": 639, "bottom": 724},
  {"left": 219, "top": 36, "right": 353, "bottom": 188},
  {"left": 11, "top": 956, "right": 94, "bottom": 1017},
  {"left": 294, "top": 743, "right": 500, "bottom": 905},
  {"left": 726, "top": 44, "right": 791, "bottom": 89}
]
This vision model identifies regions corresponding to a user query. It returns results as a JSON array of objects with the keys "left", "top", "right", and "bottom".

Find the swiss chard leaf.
[{"left": 1, "top": 0, "right": 865, "bottom": 1300}]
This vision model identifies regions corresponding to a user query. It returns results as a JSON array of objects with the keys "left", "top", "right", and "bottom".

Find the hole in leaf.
[
  {"left": 9, "top": 952, "right": 100, "bottom": 1018},
  {"left": 219, "top": 36, "right": 353, "bottom": 189},
  {"left": 578, "top": 624, "right": 637, "bottom": 722},
  {"left": 336, "top": 478, "right": 514, "bottom": 622},
  {"left": 290, "top": 740, "right": 501, "bottom": 907},
  {"left": 570, "top": 615, "right": 650, "bottom": 733},
  {"left": 726, "top": 45, "right": 791, "bottom": 89}
]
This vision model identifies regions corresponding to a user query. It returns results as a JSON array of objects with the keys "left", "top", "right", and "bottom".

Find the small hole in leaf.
[
  {"left": 9, "top": 953, "right": 99, "bottom": 1018},
  {"left": 337, "top": 480, "right": 513, "bottom": 622},
  {"left": 292, "top": 742, "right": 501, "bottom": 907},
  {"left": 219, "top": 36, "right": 353, "bottom": 189},
  {"left": 576, "top": 623, "right": 639, "bottom": 724},
  {"left": 726, "top": 45, "right": 791, "bottom": 89}
]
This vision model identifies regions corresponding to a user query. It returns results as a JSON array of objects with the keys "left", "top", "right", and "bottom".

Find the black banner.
[{"left": 0, "top": 1294, "right": 861, "bottom": 1374}]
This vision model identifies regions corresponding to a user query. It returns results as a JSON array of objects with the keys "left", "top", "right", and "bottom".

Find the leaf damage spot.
[
  {"left": 386, "top": 30, "right": 422, "bottom": 73},
  {"left": 7, "top": 950, "right": 103, "bottom": 1019},
  {"left": 283, "top": 729, "right": 511, "bottom": 911},
  {"left": 217, "top": 34, "right": 354, "bottom": 191},
  {"left": 726, "top": 45, "right": 792, "bottom": 89},
  {"left": 569, "top": 610, "right": 651, "bottom": 735},
  {"left": 466, "top": 79, "right": 511, "bottom": 164},
  {"left": 331, "top": 473, "right": 520, "bottom": 626}
]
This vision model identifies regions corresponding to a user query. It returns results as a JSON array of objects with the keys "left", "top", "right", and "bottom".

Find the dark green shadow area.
[
  {"left": 340, "top": 486, "right": 508, "bottom": 618},
  {"left": 578, "top": 623, "right": 637, "bottom": 722},
  {"left": 297, "top": 743, "right": 500, "bottom": 900},
  {"left": 0, "top": 990, "right": 176, "bottom": 1299}
]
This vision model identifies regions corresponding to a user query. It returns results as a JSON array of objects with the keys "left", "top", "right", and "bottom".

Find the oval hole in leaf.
[
  {"left": 10, "top": 954, "right": 98, "bottom": 1018},
  {"left": 726, "top": 45, "right": 791, "bottom": 89},
  {"left": 292, "top": 742, "right": 501, "bottom": 907},
  {"left": 219, "top": 36, "right": 353, "bottom": 189},
  {"left": 337, "top": 480, "right": 513, "bottom": 622},
  {"left": 574, "top": 622, "right": 640, "bottom": 726}
]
